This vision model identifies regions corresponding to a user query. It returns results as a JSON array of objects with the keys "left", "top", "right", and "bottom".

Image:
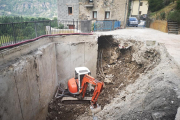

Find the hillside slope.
[
  {"left": 0, "top": 0, "right": 57, "bottom": 18},
  {"left": 149, "top": 1, "right": 177, "bottom": 20}
]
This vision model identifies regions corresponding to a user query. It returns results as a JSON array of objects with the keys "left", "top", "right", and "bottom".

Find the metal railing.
[
  {"left": 93, "top": 20, "right": 121, "bottom": 31},
  {"left": 0, "top": 20, "right": 92, "bottom": 47}
]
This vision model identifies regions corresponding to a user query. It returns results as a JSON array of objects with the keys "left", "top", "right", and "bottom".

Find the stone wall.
[
  {"left": 57, "top": 0, "right": 128, "bottom": 27},
  {"left": 57, "top": 0, "right": 79, "bottom": 20},
  {"left": 150, "top": 20, "right": 168, "bottom": 33},
  {"left": 0, "top": 35, "right": 98, "bottom": 120},
  {"left": 79, "top": 0, "right": 128, "bottom": 26}
]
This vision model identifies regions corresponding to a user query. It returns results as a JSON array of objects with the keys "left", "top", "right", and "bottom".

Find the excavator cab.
[
  {"left": 75, "top": 67, "right": 91, "bottom": 91},
  {"left": 68, "top": 67, "right": 91, "bottom": 94}
]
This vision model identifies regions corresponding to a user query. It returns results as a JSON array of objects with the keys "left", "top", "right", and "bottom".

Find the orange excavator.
[{"left": 55, "top": 67, "right": 104, "bottom": 112}]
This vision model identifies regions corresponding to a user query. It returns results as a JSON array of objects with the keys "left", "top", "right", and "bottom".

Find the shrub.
[
  {"left": 148, "top": 0, "right": 171, "bottom": 12},
  {"left": 167, "top": 10, "right": 180, "bottom": 23},
  {"left": 177, "top": 0, "right": 180, "bottom": 11},
  {"left": 163, "top": 0, "right": 171, "bottom": 6},
  {"left": 58, "top": 23, "right": 64, "bottom": 29},
  {"left": 156, "top": 15, "right": 160, "bottom": 20},
  {"left": 148, "top": 0, "right": 164, "bottom": 12},
  {"left": 91, "top": 23, "right": 95, "bottom": 31},
  {"left": 160, "top": 12, "right": 166, "bottom": 20}
]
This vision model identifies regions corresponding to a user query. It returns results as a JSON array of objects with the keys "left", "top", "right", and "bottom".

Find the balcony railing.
[
  {"left": 85, "top": 1, "right": 94, "bottom": 7},
  {"left": 0, "top": 20, "right": 92, "bottom": 49}
]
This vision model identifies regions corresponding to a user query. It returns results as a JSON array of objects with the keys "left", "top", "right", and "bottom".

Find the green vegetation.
[
  {"left": 0, "top": 16, "right": 49, "bottom": 23},
  {"left": 0, "top": 16, "right": 59, "bottom": 46},
  {"left": 177, "top": 0, "right": 180, "bottom": 10},
  {"left": 167, "top": 0, "right": 180, "bottom": 23},
  {"left": 128, "top": 0, "right": 132, "bottom": 17},
  {"left": 58, "top": 24, "right": 64, "bottom": 29},
  {"left": 0, "top": 35, "right": 13, "bottom": 46},
  {"left": 0, "top": 0, "right": 57, "bottom": 19},
  {"left": 160, "top": 12, "right": 166, "bottom": 20},
  {"left": 148, "top": 0, "right": 172, "bottom": 12},
  {"left": 167, "top": 10, "right": 180, "bottom": 23},
  {"left": 149, "top": 0, "right": 180, "bottom": 23},
  {"left": 91, "top": 23, "right": 94, "bottom": 31}
]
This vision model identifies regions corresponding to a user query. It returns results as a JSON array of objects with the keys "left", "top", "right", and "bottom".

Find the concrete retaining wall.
[
  {"left": 150, "top": 20, "right": 168, "bottom": 33},
  {"left": 0, "top": 35, "right": 97, "bottom": 120},
  {"left": 56, "top": 42, "right": 98, "bottom": 87},
  {"left": 0, "top": 43, "right": 57, "bottom": 120},
  {"left": 54, "top": 35, "right": 97, "bottom": 86}
]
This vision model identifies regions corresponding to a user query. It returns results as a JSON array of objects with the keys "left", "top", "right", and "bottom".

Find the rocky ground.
[{"left": 47, "top": 34, "right": 180, "bottom": 120}]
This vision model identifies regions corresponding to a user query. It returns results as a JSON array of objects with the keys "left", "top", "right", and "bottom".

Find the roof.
[{"left": 75, "top": 67, "right": 90, "bottom": 73}]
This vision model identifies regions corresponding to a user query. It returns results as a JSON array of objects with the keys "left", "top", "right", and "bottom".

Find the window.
[
  {"left": 129, "top": 17, "right": 137, "bottom": 21},
  {"left": 68, "top": 7, "right": 72, "bottom": 15},
  {"left": 89, "top": 0, "right": 93, "bottom": 2},
  {"left": 105, "top": 11, "right": 110, "bottom": 19},
  {"left": 75, "top": 71, "right": 78, "bottom": 79},
  {"left": 140, "top": 2, "right": 143, "bottom": 6},
  {"left": 93, "top": 11, "right": 97, "bottom": 19},
  {"left": 139, "top": 11, "right": 142, "bottom": 15}
]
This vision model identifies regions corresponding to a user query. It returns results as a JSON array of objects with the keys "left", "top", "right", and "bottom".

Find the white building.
[{"left": 130, "top": 0, "right": 148, "bottom": 17}]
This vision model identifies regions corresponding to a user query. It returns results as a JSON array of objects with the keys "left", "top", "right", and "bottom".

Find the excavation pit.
[
  {"left": 0, "top": 35, "right": 180, "bottom": 120},
  {"left": 47, "top": 35, "right": 177, "bottom": 120}
]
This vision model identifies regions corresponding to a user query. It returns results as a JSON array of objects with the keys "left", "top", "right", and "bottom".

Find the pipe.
[
  {"left": 138, "top": 0, "right": 140, "bottom": 19},
  {"left": 0, "top": 33, "right": 93, "bottom": 50},
  {"left": 124, "top": 0, "right": 128, "bottom": 28}
]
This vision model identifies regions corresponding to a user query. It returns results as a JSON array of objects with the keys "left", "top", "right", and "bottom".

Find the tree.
[
  {"left": 177, "top": 0, "right": 180, "bottom": 11},
  {"left": 148, "top": 0, "right": 171, "bottom": 12}
]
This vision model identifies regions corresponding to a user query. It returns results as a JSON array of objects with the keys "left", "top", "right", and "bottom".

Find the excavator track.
[{"left": 61, "top": 97, "right": 92, "bottom": 104}]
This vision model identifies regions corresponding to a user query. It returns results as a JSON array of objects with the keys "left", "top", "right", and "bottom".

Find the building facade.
[
  {"left": 130, "top": 0, "right": 148, "bottom": 17},
  {"left": 57, "top": 0, "right": 79, "bottom": 20},
  {"left": 57, "top": 0, "right": 129, "bottom": 26}
]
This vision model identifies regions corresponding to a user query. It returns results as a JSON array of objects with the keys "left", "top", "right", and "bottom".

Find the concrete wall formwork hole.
[{"left": 0, "top": 35, "right": 98, "bottom": 120}]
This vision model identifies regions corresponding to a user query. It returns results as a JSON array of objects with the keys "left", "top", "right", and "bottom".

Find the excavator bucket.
[{"left": 90, "top": 104, "right": 101, "bottom": 114}]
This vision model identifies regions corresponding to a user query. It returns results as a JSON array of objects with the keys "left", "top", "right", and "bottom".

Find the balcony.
[
  {"left": 85, "top": 1, "right": 94, "bottom": 8},
  {"left": 85, "top": 3, "right": 94, "bottom": 7}
]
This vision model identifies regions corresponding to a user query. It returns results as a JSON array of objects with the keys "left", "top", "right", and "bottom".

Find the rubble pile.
[
  {"left": 96, "top": 36, "right": 161, "bottom": 109},
  {"left": 46, "top": 99, "right": 89, "bottom": 120},
  {"left": 77, "top": 36, "right": 180, "bottom": 120}
]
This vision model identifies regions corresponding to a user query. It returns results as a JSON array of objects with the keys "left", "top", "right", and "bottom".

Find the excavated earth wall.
[
  {"left": 77, "top": 35, "right": 180, "bottom": 120},
  {"left": 0, "top": 35, "right": 97, "bottom": 120}
]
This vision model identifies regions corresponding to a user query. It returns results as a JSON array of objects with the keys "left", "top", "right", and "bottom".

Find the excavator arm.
[{"left": 79, "top": 74, "right": 104, "bottom": 107}]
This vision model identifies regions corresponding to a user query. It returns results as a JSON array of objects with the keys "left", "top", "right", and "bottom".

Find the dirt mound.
[
  {"left": 46, "top": 99, "right": 89, "bottom": 120},
  {"left": 96, "top": 36, "right": 161, "bottom": 109},
  {"left": 77, "top": 36, "right": 180, "bottom": 120}
]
